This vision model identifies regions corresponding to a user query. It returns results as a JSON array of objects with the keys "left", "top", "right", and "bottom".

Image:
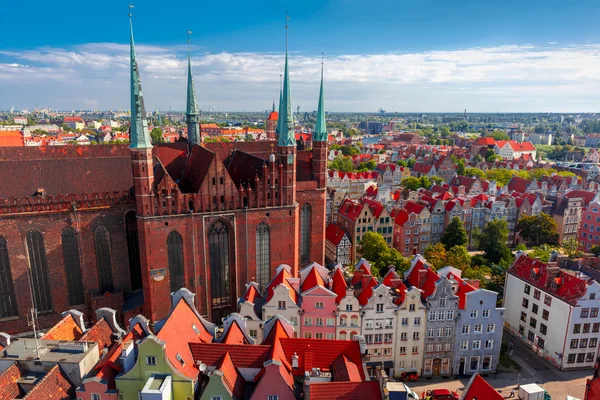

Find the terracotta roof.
[
  {"left": 156, "top": 298, "right": 214, "bottom": 379},
  {"left": 302, "top": 265, "right": 327, "bottom": 291},
  {"left": 392, "top": 208, "right": 409, "bottom": 226},
  {"left": 63, "top": 117, "right": 84, "bottom": 123},
  {"left": 22, "top": 364, "right": 73, "bottom": 400},
  {"left": 586, "top": 374, "right": 600, "bottom": 400},
  {"left": 219, "top": 320, "right": 251, "bottom": 345},
  {"left": 41, "top": 314, "right": 83, "bottom": 341},
  {"left": 331, "top": 354, "right": 362, "bottom": 382},
  {"left": 267, "top": 111, "right": 279, "bottom": 121},
  {"left": 507, "top": 176, "right": 532, "bottom": 193},
  {"left": 190, "top": 343, "right": 271, "bottom": 368},
  {"left": 215, "top": 351, "right": 245, "bottom": 399},
  {"left": 79, "top": 318, "right": 114, "bottom": 355},
  {"left": 406, "top": 258, "right": 439, "bottom": 299},
  {"left": 242, "top": 282, "right": 264, "bottom": 304},
  {"left": 356, "top": 277, "right": 378, "bottom": 306},
  {"left": 331, "top": 266, "right": 348, "bottom": 304},
  {"left": 509, "top": 254, "right": 587, "bottom": 305},
  {"left": 411, "top": 162, "right": 433, "bottom": 174},
  {"left": 309, "top": 381, "right": 382, "bottom": 399},
  {"left": 279, "top": 338, "right": 365, "bottom": 379},
  {"left": 509, "top": 141, "right": 536, "bottom": 152},
  {"left": 337, "top": 199, "right": 364, "bottom": 222},
  {"left": 265, "top": 267, "right": 298, "bottom": 304},
  {"left": 476, "top": 137, "right": 496, "bottom": 146},
  {"left": 0, "top": 131, "right": 24, "bottom": 147},
  {"left": 446, "top": 271, "right": 476, "bottom": 309},
  {"left": 0, "top": 362, "right": 24, "bottom": 399},
  {"left": 404, "top": 201, "right": 426, "bottom": 215},
  {"left": 326, "top": 222, "right": 348, "bottom": 246},
  {"left": 462, "top": 374, "right": 503, "bottom": 400},
  {"left": 361, "top": 198, "right": 385, "bottom": 219},
  {"left": 565, "top": 190, "right": 597, "bottom": 206}
]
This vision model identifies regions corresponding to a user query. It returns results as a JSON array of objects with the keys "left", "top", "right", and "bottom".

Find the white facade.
[
  {"left": 336, "top": 287, "right": 361, "bottom": 340},
  {"left": 393, "top": 287, "right": 426, "bottom": 378}
]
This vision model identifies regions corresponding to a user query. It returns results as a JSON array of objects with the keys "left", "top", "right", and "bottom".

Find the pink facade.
[
  {"left": 250, "top": 363, "right": 295, "bottom": 400},
  {"left": 300, "top": 285, "right": 338, "bottom": 340},
  {"left": 76, "top": 381, "right": 119, "bottom": 400},
  {"left": 579, "top": 201, "right": 600, "bottom": 251}
]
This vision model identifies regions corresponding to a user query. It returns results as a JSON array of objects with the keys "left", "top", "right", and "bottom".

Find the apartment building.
[
  {"left": 579, "top": 200, "right": 600, "bottom": 251},
  {"left": 394, "top": 286, "right": 427, "bottom": 378}
]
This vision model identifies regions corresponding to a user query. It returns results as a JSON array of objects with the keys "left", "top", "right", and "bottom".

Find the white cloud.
[{"left": 1, "top": 42, "right": 600, "bottom": 112}]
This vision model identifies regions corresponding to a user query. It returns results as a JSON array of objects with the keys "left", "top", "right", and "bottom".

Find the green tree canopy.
[
  {"left": 529, "top": 245, "right": 554, "bottom": 262},
  {"left": 445, "top": 245, "right": 471, "bottom": 270},
  {"left": 562, "top": 237, "right": 582, "bottom": 259},
  {"left": 419, "top": 175, "right": 431, "bottom": 189},
  {"left": 358, "top": 231, "right": 409, "bottom": 277},
  {"left": 484, "top": 149, "right": 497, "bottom": 162},
  {"left": 591, "top": 245, "right": 600, "bottom": 257},
  {"left": 475, "top": 219, "right": 513, "bottom": 266},
  {"left": 423, "top": 243, "right": 447, "bottom": 270},
  {"left": 517, "top": 213, "right": 559, "bottom": 247},
  {"left": 464, "top": 167, "right": 486, "bottom": 179},
  {"left": 456, "top": 159, "right": 466, "bottom": 176},
  {"left": 329, "top": 156, "right": 355, "bottom": 172},
  {"left": 150, "top": 127, "right": 164, "bottom": 144},
  {"left": 441, "top": 217, "right": 469, "bottom": 250},
  {"left": 401, "top": 177, "right": 422, "bottom": 191}
]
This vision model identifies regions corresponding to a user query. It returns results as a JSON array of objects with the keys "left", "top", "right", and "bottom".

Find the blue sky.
[{"left": 2, "top": 0, "right": 600, "bottom": 112}]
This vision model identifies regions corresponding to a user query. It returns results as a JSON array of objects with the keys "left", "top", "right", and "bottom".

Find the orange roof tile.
[
  {"left": 265, "top": 267, "right": 298, "bottom": 304},
  {"left": 331, "top": 267, "right": 348, "bottom": 304},
  {"left": 79, "top": 318, "right": 113, "bottom": 355},
  {"left": 220, "top": 320, "right": 251, "bottom": 345},
  {"left": 331, "top": 354, "right": 362, "bottom": 382},
  {"left": 309, "top": 381, "right": 382, "bottom": 399},
  {"left": 0, "top": 362, "right": 24, "bottom": 399},
  {"left": 0, "top": 131, "right": 24, "bottom": 147},
  {"left": 22, "top": 364, "right": 73, "bottom": 400},
  {"left": 216, "top": 351, "right": 245, "bottom": 399},
  {"left": 41, "top": 314, "right": 84, "bottom": 341},
  {"left": 301, "top": 266, "right": 326, "bottom": 291}
]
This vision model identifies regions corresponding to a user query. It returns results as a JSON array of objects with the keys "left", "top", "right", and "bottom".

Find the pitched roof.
[
  {"left": 509, "top": 254, "right": 587, "bottom": 305},
  {"left": 265, "top": 266, "right": 298, "bottom": 304},
  {"left": 411, "top": 162, "right": 433, "bottom": 174},
  {"left": 41, "top": 314, "right": 84, "bottom": 341},
  {"left": 446, "top": 272, "right": 476, "bottom": 309},
  {"left": 331, "top": 266, "right": 348, "bottom": 304},
  {"left": 406, "top": 257, "right": 439, "bottom": 299},
  {"left": 461, "top": 373, "right": 503, "bottom": 400},
  {"left": 78, "top": 318, "right": 114, "bottom": 355},
  {"left": 356, "top": 277, "right": 378, "bottom": 306},
  {"left": 507, "top": 176, "right": 532, "bottom": 193},
  {"left": 326, "top": 223, "right": 348, "bottom": 246},
  {"left": 301, "top": 266, "right": 326, "bottom": 291},
  {"left": 565, "top": 190, "right": 597, "bottom": 206},
  {"left": 190, "top": 343, "right": 271, "bottom": 368},
  {"left": 215, "top": 351, "right": 245, "bottom": 399},
  {"left": 156, "top": 298, "right": 214, "bottom": 379},
  {"left": 476, "top": 137, "right": 496, "bottom": 146},
  {"left": 509, "top": 141, "right": 536, "bottom": 152},
  {"left": 0, "top": 362, "right": 24, "bottom": 399},
  {"left": 361, "top": 198, "right": 385, "bottom": 219},
  {"left": 219, "top": 320, "right": 251, "bottom": 345},
  {"left": 337, "top": 199, "right": 365, "bottom": 222},
  {"left": 331, "top": 354, "right": 362, "bottom": 382},
  {"left": 0, "top": 131, "right": 24, "bottom": 147},
  {"left": 404, "top": 200, "right": 426, "bottom": 215},
  {"left": 21, "top": 364, "right": 73, "bottom": 400},
  {"left": 309, "top": 381, "right": 382, "bottom": 400}
]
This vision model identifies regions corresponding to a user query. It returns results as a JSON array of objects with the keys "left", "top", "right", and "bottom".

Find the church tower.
[
  {"left": 312, "top": 61, "right": 328, "bottom": 189},
  {"left": 277, "top": 24, "right": 296, "bottom": 206},
  {"left": 186, "top": 34, "right": 201, "bottom": 146},
  {"left": 265, "top": 100, "right": 278, "bottom": 140}
]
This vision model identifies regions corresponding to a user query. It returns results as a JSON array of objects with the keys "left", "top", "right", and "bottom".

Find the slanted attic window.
[
  {"left": 530, "top": 270, "right": 537, "bottom": 280},
  {"left": 550, "top": 280, "right": 558, "bottom": 290},
  {"left": 34, "top": 188, "right": 45, "bottom": 196},
  {"left": 176, "top": 353, "right": 185, "bottom": 366},
  {"left": 192, "top": 324, "right": 200, "bottom": 335}
]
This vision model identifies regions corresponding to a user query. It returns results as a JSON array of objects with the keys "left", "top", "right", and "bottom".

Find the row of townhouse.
[
  {"left": 238, "top": 257, "right": 504, "bottom": 379},
  {"left": 504, "top": 253, "right": 600, "bottom": 371}
]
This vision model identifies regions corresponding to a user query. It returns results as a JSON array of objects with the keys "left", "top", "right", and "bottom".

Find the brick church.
[{"left": 0, "top": 19, "right": 328, "bottom": 333}]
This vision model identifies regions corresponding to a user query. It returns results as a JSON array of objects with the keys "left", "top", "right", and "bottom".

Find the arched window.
[
  {"left": 95, "top": 225, "right": 114, "bottom": 293},
  {"left": 339, "top": 314, "right": 347, "bottom": 326},
  {"left": 209, "top": 221, "right": 231, "bottom": 323},
  {"left": 350, "top": 315, "right": 359, "bottom": 327},
  {"left": 0, "top": 237, "right": 17, "bottom": 318},
  {"left": 26, "top": 231, "right": 52, "bottom": 312},
  {"left": 125, "top": 211, "right": 142, "bottom": 292},
  {"left": 300, "top": 203, "right": 312, "bottom": 264},
  {"left": 168, "top": 231, "right": 185, "bottom": 292},
  {"left": 255, "top": 223, "right": 270, "bottom": 290},
  {"left": 61, "top": 227, "right": 85, "bottom": 306},
  {"left": 339, "top": 331, "right": 347, "bottom": 340}
]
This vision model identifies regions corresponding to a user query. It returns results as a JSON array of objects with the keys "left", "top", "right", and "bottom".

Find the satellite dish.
[{"left": 199, "top": 363, "right": 207, "bottom": 372}]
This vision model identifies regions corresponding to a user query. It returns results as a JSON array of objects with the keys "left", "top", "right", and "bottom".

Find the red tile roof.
[
  {"left": 509, "top": 254, "right": 588, "bottom": 305},
  {"left": 462, "top": 374, "right": 503, "bottom": 400},
  {"left": 220, "top": 320, "right": 251, "bottom": 345},
  {"left": 476, "top": 137, "right": 496, "bottom": 146},
  {"left": 509, "top": 141, "right": 536, "bottom": 152},
  {"left": 406, "top": 258, "right": 439, "bottom": 299},
  {"left": 0, "top": 131, "right": 24, "bottom": 147},
  {"left": 262, "top": 318, "right": 292, "bottom": 345},
  {"left": 79, "top": 318, "right": 114, "bottom": 355},
  {"left": 302, "top": 266, "right": 326, "bottom": 291},
  {"left": 279, "top": 338, "right": 365, "bottom": 379},
  {"left": 156, "top": 298, "right": 214, "bottom": 379},
  {"left": 309, "top": 381, "right": 382, "bottom": 400},
  {"left": 267, "top": 111, "right": 279, "bottom": 121},
  {"left": 63, "top": 117, "right": 84, "bottom": 123},
  {"left": 404, "top": 201, "right": 426, "bottom": 215},
  {"left": 565, "top": 190, "right": 597, "bottom": 206},
  {"left": 337, "top": 199, "right": 365, "bottom": 223},
  {"left": 411, "top": 162, "right": 433, "bottom": 174},
  {"left": 331, "top": 266, "right": 348, "bottom": 304},
  {"left": 446, "top": 271, "right": 476, "bottom": 309},
  {"left": 507, "top": 176, "right": 531, "bottom": 193},
  {"left": 265, "top": 267, "right": 298, "bottom": 304},
  {"left": 331, "top": 354, "right": 362, "bottom": 382},
  {"left": 392, "top": 208, "right": 409, "bottom": 226},
  {"left": 215, "top": 351, "right": 245, "bottom": 399},
  {"left": 0, "top": 362, "right": 24, "bottom": 399},
  {"left": 242, "top": 282, "right": 264, "bottom": 304},
  {"left": 41, "top": 314, "right": 84, "bottom": 341},
  {"left": 586, "top": 374, "right": 600, "bottom": 400},
  {"left": 190, "top": 343, "right": 271, "bottom": 368},
  {"left": 361, "top": 198, "right": 385, "bottom": 219},
  {"left": 326, "top": 223, "right": 348, "bottom": 246},
  {"left": 356, "top": 277, "right": 377, "bottom": 306},
  {"left": 22, "top": 364, "right": 73, "bottom": 400}
]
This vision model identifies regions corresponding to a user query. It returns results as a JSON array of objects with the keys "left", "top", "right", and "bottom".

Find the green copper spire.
[
  {"left": 276, "top": 74, "right": 283, "bottom": 138},
  {"left": 277, "top": 21, "right": 295, "bottom": 147},
  {"left": 313, "top": 61, "right": 327, "bottom": 142},
  {"left": 129, "top": 13, "right": 152, "bottom": 149},
  {"left": 186, "top": 31, "right": 200, "bottom": 146}
]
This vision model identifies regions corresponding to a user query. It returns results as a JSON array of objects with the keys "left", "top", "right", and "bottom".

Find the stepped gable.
[
  {"left": 509, "top": 254, "right": 587, "bottom": 305},
  {"left": 190, "top": 343, "right": 271, "bottom": 369},
  {"left": 0, "top": 145, "right": 132, "bottom": 198},
  {"left": 215, "top": 351, "right": 245, "bottom": 399},
  {"left": 279, "top": 338, "right": 365, "bottom": 379},
  {"left": 41, "top": 313, "right": 84, "bottom": 341},
  {"left": 310, "top": 381, "right": 381, "bottom": 399},
  {"left": 0, "top": 362, "right": 24, "bottom": 399},
  {"left": 331, "top": 354, "right": 362, "bottom": 382}
]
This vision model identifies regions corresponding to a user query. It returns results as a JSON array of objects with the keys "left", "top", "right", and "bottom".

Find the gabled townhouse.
[
  {"left": 579, "top": 199, "right": 600, "bottom": 251},
  {"left": 450, "top": 176, "right": 485, "bottom": 197},
  {"left": 238, "top": 282, "right": 266, "bottom": 343},
  {"left": 362, "top": 198, "right": 394, "bottom": 245},
  {"left": 434, "top": 155, "right": 456, "bottom": 183},
  {"left": 332, "top": 265, "right": 361, "bottom": 341},
  {"left": 405, "top": 256, "right": 458, "bottom": 377},
  {"left": 325, "top": 222, "right": 352, "bottom": 265},
  {"left": 546, "top": 194, "right": 583, "bottom": 243},
  {"left": 328, "top": 170, "right": 378, "bottom": 199},
  {"left": 494, "top": 140, "right": 537, "bottom": 160},
  {"left": 504, "top": 253, "right": 600, "bottom": 371},
  {"left": 437, "top": 267, "right": 504, "bottom": 376},
  {"left": 411, "top": 162, "right": 437, "bottom": 178},
  {"left": 337, "top": 198, "right": 374, "bottom": 262},
  {"left": 299, "top": 263, "right": 338, "bottom": 340},
  {"left": 262, "top": 265, "right": 301, "bottom": 329},
  {"left": 375, "top": 163, "right": 406, "bottom": 186}
]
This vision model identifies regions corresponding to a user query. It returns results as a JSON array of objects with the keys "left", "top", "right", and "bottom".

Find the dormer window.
[
  {"left": 176, "top": 353, "right": 185, "bottom": 366},
  {"left": 550, "top": 280, "right": 558, "bottom": 290},
  {"left": 530, "top": 270, "right": 537, "bottom": 280}
]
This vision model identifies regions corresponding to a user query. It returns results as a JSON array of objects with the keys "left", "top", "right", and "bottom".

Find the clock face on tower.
[{"left": 287, "top": 154, "right": 294, "bottom": 164}]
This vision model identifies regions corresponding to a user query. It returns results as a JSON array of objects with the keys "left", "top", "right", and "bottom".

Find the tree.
[
  {"left": 430, "top": 176, "right": 445, "bottom": 185},
  {"left": 464, "top": 167, "right": 485, "bottom": 179},
  {"left": 445, "top": 245, "right": 471, "bottom": 270},
  {"left": 485, "top": 168, "right": 515, "bottom": 186},
  {"left": 517, "top": 213, "right": 559, "bottom": 247},
  {"left": 486, "top": 131, "right": 510, "bottom": 140},
  {"left": 358, "top": 231, "right": 409, "bottom": 277},
  {"left": 150, "top": 127, "right": 164, "bottom": 144},
  {"left": 419, "top": 175, "right": 431, "bottom": 189},
  {"left": 475, "top": 219, "right": 512, "bottom": 266},
  {"left": 515, "top": 244, "right": 527, "bottom": 251},
  {"left": 329, "top": 156, "right": 355, "bottom": 172},
  {"left": 462, "top": 264, "right": 493, "bottom": 287},
  {"left": 401, "top": 177, "right": 422, "bottom": 191},
  {"left": 439, "top": 126, "right": 451, "bottom": 137},
  {"left": 406, "top": 159, "right": 416, "bottom": 168},
  {"left": 440, "top": 217, "right": 469, "bottom": 250},
  {"left": 562, "top": 237, "right": 582, "bottom": 259},
  {"left": 456, "top": 159, "right": 466, "bottom": 176},
  {"left": 423, "top": 243, "right": 447, "bottom": 270},
  {"left": 529, "top": 245, "right": 554, "bottom": 262},
  {"left": 591, "top": 246, "right": 600, "bottom": 257},
  {"left": 472, "top": 154, "right": 483, "bottom": 163},
  {"left": 484, "top": 149, "right": 497, "bottom": 163}
]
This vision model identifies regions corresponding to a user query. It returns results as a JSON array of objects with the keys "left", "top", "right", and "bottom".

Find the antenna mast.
[{"left": 26, "top": 268, "right": 41, "bottom": 360}]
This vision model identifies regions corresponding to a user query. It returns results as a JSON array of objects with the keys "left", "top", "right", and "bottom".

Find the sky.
[{"left": 2, "top": 0, "right": 600, "bottom": 112}]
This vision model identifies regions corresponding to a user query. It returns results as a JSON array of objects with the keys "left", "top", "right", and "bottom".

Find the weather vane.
[
  {"left": 128, "top": 2, "right": 134, "bottom": 17},
  {"left": 187, "top": 30, "right": 192, "bottom": 55}
]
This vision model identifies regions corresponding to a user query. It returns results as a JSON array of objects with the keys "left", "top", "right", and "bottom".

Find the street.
[{"left": 407, "top": 329, "right": 592, "bottom": 399}]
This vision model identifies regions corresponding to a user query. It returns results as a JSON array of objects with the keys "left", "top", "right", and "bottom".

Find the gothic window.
[
  {"left": 256, "top": 223, "right": 270, "bottom": 290},
  {"left": 168, "top": 231, "right": 185, "bottom": 292},
  {"left": 300, "top": 203, "right": 312, "bottom": 264},
  {"left": 61, "top": 227, "right": 85, "bottom": 306},
  {"left": 125, "top": 211, "right": 142, "bottom": 291},
  {"left": 26, "top": 231, "right": 52, "bottom": 312},
  {"left": 0, "top": 237, "right": 17, "bottom": 318},
  {"left": 94, "top": 225, "right": 114, "bottom": 293},
  {"left": 209, "top": 221, "right": 231, "bottom": 323}
]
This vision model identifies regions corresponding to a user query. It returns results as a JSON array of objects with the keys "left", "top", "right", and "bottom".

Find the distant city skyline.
[{"left": 2, "top": 0, "right": 600, "bottom": 112}]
